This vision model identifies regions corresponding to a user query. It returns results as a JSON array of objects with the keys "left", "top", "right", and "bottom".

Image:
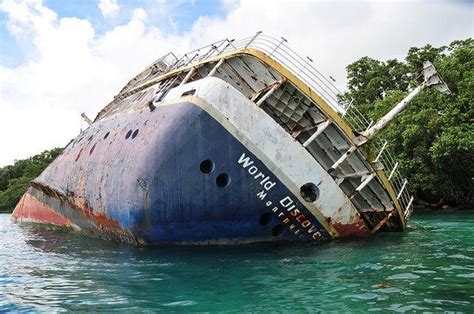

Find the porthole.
[
  {"left": 181, "top": 89, "right": 196, "bottom": 97},
  {"left": 125, "top": 130, "right": 132, "bottom": 139},
  {"left": 89, "top": 143, "right": 96, "bottom": 155},
  {"left": 132, "top": 129, "right": 139, "bottom": 139},
  {"left": 216, "top": 173, "right": 230, "bottom": 188},
  {"left": 200, "top": 159, "right": 214, "bottom": 174},
  {"left": 75, "top": 148, "right": 83, "bottom": 161},
  {"left": 300, "top": 182, "right": 320, "bottom": 202},
  {"left": 271, "top": 224, "right": 285, "bottom": 237},
  {"left": 103, "top": 132, "right": 110, "bottom": 140},
  {"left": 259, "top": 212, "right": 273, "bottom": 226}
]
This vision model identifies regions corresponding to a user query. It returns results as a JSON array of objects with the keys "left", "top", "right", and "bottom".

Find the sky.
[{"left": 0, "top": 0, "right": 472, "bottom": 167}]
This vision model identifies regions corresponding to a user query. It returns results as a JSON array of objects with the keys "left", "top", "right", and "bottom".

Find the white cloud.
[
  {"left": 0, "top": 0, "right": 472, "bottom": 166},
  {"left": 98, "top": 0, "right": 119, "bottom": 18},
  {"left": 0, "top": 0, "right": 179, "bottom": 166},
  {"left": 185, "top": 0, "right": 473, "bottom": 89}
]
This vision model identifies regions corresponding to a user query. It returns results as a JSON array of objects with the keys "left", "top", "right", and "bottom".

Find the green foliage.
[
  {"left": 344, "top": 38, "right": 474, "bottom": 209},
  {"left": 346, "top": 57, "right": 411, "bottom": 107},
  {"left": 0, "top": 148, "right": 63, "bottom": 213}
]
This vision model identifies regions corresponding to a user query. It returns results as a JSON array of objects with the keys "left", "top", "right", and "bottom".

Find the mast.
[{"left": 355, "top": 61, "right": 451, "bottom": 145}]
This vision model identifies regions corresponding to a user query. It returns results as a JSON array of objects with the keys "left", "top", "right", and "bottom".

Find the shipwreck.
[{"left": 12, "top": 33, "right": 450, "bottom": 244}]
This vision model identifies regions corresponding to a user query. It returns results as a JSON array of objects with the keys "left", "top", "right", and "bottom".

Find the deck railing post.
[
  {"left": 365, "top": 120, "right": 374, "bottom": 132},
  {"left": 387, "top": 162, "right": 398, "bottom": 180},
  {"left": 244, "top": 31, "right": 262, "bottom": 49},
  {"left": 297, "top": 56, "right": 313, "bottom": 76},
  {"left": 374, "top": 140, "right": 388, "bottom": 162},
  {"left": 342, "top": 98, "right": 354, "bottom": 117},
  {"left": 404, "top": 196, "right": 415, "bottom": 218},
  {"left": 269, "top": 37, "right": 287, "bottom": 56},
  {"left": 397, "top": 179, "right": 408, "bottom": 199},
  {"left": 183, "top": 53, "right": 199, "bottom": 67},
  {"left": 202, "top": 43, "right": 220, "bottom": 59},
  {"left": 219, "top": 39, "right": 235, "bottom": 53}
]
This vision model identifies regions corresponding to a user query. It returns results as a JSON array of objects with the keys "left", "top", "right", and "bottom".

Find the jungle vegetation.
[
  {"left": 343, "top": 38, "right": 473, "bottom": 209},
  {"left": 0, "top": 39, "right": 472, "bottom": 213},
  {"left": 0, "top": 148, "right": 63, "bottom": 213}
]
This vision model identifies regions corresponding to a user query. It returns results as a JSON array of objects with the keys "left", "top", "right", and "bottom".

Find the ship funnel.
[{"left": 356, "top": 60, "right": 451, "bottom": 144}]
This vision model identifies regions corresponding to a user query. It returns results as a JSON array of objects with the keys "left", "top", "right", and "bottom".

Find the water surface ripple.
[{"left": 1, "top": 211, "right": 473, "bottom": 312}]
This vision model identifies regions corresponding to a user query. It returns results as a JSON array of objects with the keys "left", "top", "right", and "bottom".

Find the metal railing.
[
  {"left": 374, "top": 140, "right": 412, "bottom": 217},
  {"left": 145, "top": 32, "right": 413, "bottom": 218}
]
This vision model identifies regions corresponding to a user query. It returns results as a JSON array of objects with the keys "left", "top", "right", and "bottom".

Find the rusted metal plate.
[{"left": 12, "top": 190, "right": 73, "bottom": 228}]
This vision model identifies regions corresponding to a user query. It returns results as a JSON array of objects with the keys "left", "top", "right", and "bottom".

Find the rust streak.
[
  {"left": 332, "top": 222, "right": 370, "bottom": 238},
  {"left": 30, "top": 180, "right": 135, "bottom": 243},
  {"left": 371, "top": 211, "right": 396, "bottom": 234}
]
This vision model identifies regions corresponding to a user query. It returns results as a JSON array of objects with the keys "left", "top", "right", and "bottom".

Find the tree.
[
  {"left": 344, "top": 38, "right": 473, "bottom": 209},
  {"left": 0, "top": 148, "right": 63, "bottom": 213}
]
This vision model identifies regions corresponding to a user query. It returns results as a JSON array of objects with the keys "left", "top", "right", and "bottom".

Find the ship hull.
[
  {"left": 12, "top": 35, "right": 413, "bottom": 244},
  {"left": 13, "top": 99, "right": 333, "bottom": 244}
]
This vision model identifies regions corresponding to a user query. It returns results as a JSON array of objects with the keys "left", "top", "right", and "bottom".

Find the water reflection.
[{"left": 1, "top": 211, "right": 473, "bottom": 312}]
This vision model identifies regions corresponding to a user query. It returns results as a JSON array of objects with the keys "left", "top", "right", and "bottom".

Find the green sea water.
[{"left": 0, "top": 211, "right": 473, "bottom": 312}]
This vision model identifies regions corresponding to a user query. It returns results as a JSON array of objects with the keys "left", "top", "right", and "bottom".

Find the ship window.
[
  {"left": 271, "top": 224, "right": 285, "bottom": 237},
  {"left": 75, "top": 148, "right": 83, "bottom": 161},
  {"left": 104, "top": 132, "right": 110, "bottom": 140},
  {"left": 89, "top": 143, "right": 96, "bottom": 155},
  {"left": 300, "top": 182, "right": 320, "bottom": 202},
  {"left": 259, "top": 212, "right": 272, "bottom": 226},
  {"left": 132, "top": 129, "right": 139, "bottom": 139},
  {"left": 181, "top": 89, "right": 196, "bottom": 97},
  {"left": 125, "top": 130, "right": 132, "bottom": 139},
  {"left": 200, "top": 159, "right": 214, "bottom": 174},
  {"left": 216, "top": 173, "right": 230, "bottom": 188}
]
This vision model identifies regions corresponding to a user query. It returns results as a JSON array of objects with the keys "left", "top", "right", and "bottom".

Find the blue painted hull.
[{"left": 13, "top": 101, "right": 330, "bottom": 244}]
